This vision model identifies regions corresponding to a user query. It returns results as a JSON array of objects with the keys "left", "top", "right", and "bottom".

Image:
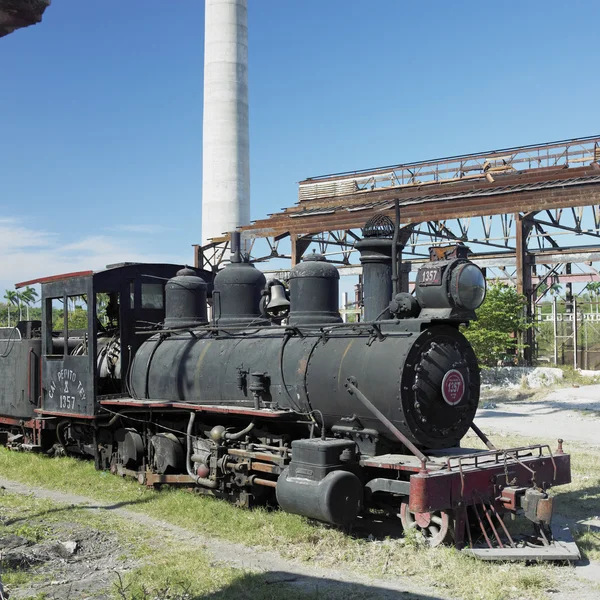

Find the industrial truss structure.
[{"left": 195, "top": 135, "right": 600, "bottom": 363}]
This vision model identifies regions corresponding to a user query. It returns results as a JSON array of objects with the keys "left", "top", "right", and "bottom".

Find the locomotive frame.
[{"left": 0, "top": 235, "right": 580, "bottom": 561}]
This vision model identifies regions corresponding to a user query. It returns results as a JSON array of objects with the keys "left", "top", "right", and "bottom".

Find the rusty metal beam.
[
  {"left": 290, "top": 234, "right": 311, "bottom": 266},
  {"left": 204, "top": 165, "right": 600, "bottom": 245},
  {"left": 206, "top": 235, "right": 600, "bottom": 274},
  {"left": 532, "top": 217, "right": 600, "bottom": 240},
  {"left": 232, "top": 185, "right": 600, "bottom": 242}
]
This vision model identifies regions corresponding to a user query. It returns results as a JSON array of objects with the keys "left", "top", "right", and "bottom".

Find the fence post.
[
  {"left": 585, "top": 311, "right": 589, "bottom": 370},
  {"left": 553, "top": 297, "right": 558, "bottom": 366},
  {"left": 573, "top": 297, "right": 578, "bottom": 370}
]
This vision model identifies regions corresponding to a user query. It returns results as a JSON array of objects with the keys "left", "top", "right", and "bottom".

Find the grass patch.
[
  {"left": 0, "top": 448, "right": 576, "bottom": 600},
  {"left": 559, "top": 367, "right": 600, "bottom": 387},
  {"left": 116, "top": 552, "right": 357, "bottom": 600},
  {"left": 2, "top": 568, "right": 32, "bottom": 587}
]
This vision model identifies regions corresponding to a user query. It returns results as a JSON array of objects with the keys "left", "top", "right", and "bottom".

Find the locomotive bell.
[{"left": 266, "top": 284, "right": 290, "bottom": 317}]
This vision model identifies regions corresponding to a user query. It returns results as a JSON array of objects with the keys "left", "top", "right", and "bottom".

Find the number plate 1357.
[{"left": 419, "top": 267, "right": 442, "bottom": 286}]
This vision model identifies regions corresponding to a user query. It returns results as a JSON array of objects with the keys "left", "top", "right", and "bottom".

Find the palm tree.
[
  {"left": 587, "top": 282, "right": 600, "bottom": 314},
  {"left": 549, "top": 283, "right": 562, "bottom": 302},
  {"left": 16, "top": 292, "right": 23, "bottom": 321},
  {"left": 3, "top": 290, "right": 18, "bottom": 326},
  {"left": 20, "top": 286, "right": 39, "bottom": 320}
]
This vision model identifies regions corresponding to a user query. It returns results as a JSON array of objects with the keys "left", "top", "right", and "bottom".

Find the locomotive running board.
[
  {"left": 99, "top": 399, "right": 294, "bottom": 418},
  {"left": 462, "top": 524, "right": 581, "bottom": 561}
]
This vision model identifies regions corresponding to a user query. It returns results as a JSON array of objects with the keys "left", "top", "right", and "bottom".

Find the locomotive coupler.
[{"left": 498, "top": 486, "right": 554, "bottom": 526}]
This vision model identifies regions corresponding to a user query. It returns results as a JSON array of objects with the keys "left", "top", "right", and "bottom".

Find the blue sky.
[{"left": 1, "top": 0, "right": 599, "bottom": 293}]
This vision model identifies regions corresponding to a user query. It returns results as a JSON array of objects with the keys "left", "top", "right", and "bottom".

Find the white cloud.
[
  {"left": 113, "top": 224, "right": 171, "bottom": 234},
  {"left": 0, "top": 219, "right": 186, "bottom": 294},
  {"left": 0, "top": 218, "right": 57, "bottom": 251}
]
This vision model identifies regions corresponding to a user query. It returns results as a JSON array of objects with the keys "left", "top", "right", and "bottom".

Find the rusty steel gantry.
[
  {"left": 0, "top": 0, "right": 50, "bottom": 38},
  {"left": 195, "top": 135, "right": 600, "bottom": 363}
]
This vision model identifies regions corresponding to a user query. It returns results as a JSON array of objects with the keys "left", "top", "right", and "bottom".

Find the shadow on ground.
[
  {"left": 3, "top": 496, "right": 153, "bottom": 526},
  {"left": 554, "top": 484, "right": 600, "bottom": 522},
  {"left": 200, "top": 570, "right": 447, "bottom": 600}
]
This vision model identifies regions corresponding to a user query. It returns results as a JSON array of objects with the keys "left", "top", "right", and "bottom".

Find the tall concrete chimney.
[{"left": 202, "top": 0, "right": 250, "bottom": 245}]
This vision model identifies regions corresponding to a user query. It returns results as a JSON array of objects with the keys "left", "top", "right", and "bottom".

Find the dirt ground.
[
  {"left": 0, "top": 515, "right": 138, "bottom": 600},
  {"left": 1, "top": 385, "right": 600, "bottom": 599}
]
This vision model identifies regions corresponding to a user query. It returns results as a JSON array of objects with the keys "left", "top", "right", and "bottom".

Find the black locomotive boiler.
[{"left": 0, "top": 232, "right": 577, "bottom": 560}]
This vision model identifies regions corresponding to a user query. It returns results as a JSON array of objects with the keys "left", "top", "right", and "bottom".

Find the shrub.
[{"left": 463, "top": 282, "right": 529, "bottom": 367}]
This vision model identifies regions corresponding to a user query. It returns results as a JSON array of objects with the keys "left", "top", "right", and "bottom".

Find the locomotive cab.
[{"left": 32, "top": 263, "right": 202, "bottom": 419}]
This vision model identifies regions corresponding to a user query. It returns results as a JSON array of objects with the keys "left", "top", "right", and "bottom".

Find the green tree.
[
  {"left": 19, "top": 286, "right": 39, "bottom": 320},
  {"left": 549, "top": 282, "right": 562, "bottom": 299},
  {"left": 52, "top": 296, "right": 89, "bottom": 331},
  {"left": 69, "top": 305, "right": 89, "bottom": 329},
  {"left": 463, "top": 282, "right": 530, "bottom": 367}
]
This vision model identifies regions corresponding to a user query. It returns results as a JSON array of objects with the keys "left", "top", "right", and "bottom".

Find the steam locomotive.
[{"left": 0, "top": 228, "right": 577, "bottom": 559}]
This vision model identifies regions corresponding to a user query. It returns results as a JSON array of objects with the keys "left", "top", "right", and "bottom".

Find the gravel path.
[{"left": 476, "top": 384, "right": 600, "bottom": 447}]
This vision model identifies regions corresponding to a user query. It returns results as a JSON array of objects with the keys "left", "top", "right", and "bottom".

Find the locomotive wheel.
[{"left": 399, "top": 503, "right": 454, "bottom": 547}]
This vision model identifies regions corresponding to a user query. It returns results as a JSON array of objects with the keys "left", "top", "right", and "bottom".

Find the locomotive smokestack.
[
  {"left": 356, "top": 216, "right": 399, "bottom": 321},
  {"left": 230, "top": 231, "right": 242, "bottom": 263},
  {"left": 201, "top": 0, "right": 250, "bottom": 245}
]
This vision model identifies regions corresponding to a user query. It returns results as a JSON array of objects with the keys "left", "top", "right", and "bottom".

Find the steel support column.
[
  {"left": 290, "top": 233, "right": 300, "bottom": 266},
  {"left": 515, "top": 213, "right": 534, "bottom": 364}
]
